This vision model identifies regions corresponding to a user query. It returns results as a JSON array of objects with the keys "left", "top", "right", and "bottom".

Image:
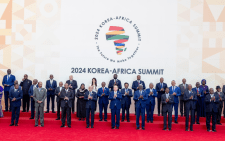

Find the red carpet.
[{"left": 0, "top": 111, "right": 225, "bottom": 141}]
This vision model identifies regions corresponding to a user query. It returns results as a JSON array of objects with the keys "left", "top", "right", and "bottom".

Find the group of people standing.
[{"left": 0, "top": 69, "right": 224, "bottom": 132}]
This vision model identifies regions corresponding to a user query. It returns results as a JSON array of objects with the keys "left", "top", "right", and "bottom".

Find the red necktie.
[{"left": 103, "top": 88, "right": 104, "bottom": 93}]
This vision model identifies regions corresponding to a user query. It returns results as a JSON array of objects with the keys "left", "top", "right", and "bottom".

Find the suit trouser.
[
  {"left": 163, "top": 110, "right": 172, "bottom": 129},
  {"left": 195, "top": 103, "right": 201, "bottom": 123},
  {"left": 4, "top": 91, "right": 10, "bottom": 111},
  {"left": 57, "top": 100, "right": 61, "bottom": 119},
  {"left": 172, "top": 103, "right": 178, "bottom": 122},
  {"left": 47, "top": 94, "right": 55, "bottom": 112},
  {"left": 23, "top": 94, "right": 30, "bottom": 112},
  {"left": 136, "top": 106, "right": 145, "bottom": 128},
  {"left": 111, "top": 106, "right": 120, "bottom": 128},
  {"left": 200, "top": 97, "right": 206, "bottom": 117},
  {"left": 72, "top": 98, "right": 75, "bottom": 112},
  {"left": 122, "top": 103, "right": 130, "bottom": 121},
  {"left": 11, "top": 106, "right": 20, "bottom": 124},
  {"left": 217, "top": 106, "right": 222, "bottom": 123},
  {"left": 206, "top": 111, "right": 217, "bottom": 130},
  {"left": 30, "top": 99, "right": 35, "bottom": 118},
  {"left": 61, "top": 104, "right": 71, "bottom": 126},
  {"left": 99, "top": 103, "right": 108, "bottom": 120},
  {"left": 146, "top": 103, "right": 155, "bottom": 121},
  {"left": 185, "top": 108, "right": 194, "bottom": 130},
  {"left": 180, "top": 100, "right": 186, "bottom": 116},
  {"left": 35, "top": 105, "right": 44, "bottom": 126},
  {"left": 86, "top": 107, "right": 95, "bottom": 127},
  {"left": 157, "top": 96, "right": 162, "bottom": 115}
]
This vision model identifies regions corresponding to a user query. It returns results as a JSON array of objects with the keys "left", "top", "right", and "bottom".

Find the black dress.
[{"left": 76, "top": 89, "right": 88, "bottom": 118}]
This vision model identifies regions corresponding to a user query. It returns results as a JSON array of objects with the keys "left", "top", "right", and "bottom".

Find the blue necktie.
[
  {"left": 7, "top": 75, "right": 9, "bottom": 81},
  {"left": 161, "top": 83, "right": 163, "bottom": 88}
]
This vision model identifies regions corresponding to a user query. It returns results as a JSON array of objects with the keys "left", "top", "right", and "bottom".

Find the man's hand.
[
  {"left": 88, "top": 96, "right": 92, "bottom": 99},
  {"left": 189, "top": 96, "right": 193, "bottom": 99},
  {"left": 58, "top": 92, "right": 60, "bottom": 96},
  {"left": 140, "top": 95, "right": 143, "bottom": 99},
  {"left": 160, "top": 88, "right": 164, "bottom": 91},
  {"left": 4, "top": 84, "right": 7, "bottom": 86},
  {"left": 30, "top": 96, "right": 33, "bottom": 98},
  {"left": 38, "top": 101, "right": 42, "bottom": 103},
  {"left": 114, "top": 95, "right": 117, "bottom": 98},
  {"left": 172, "top": 92, "right": 176, "bottom": 96},
  {"left": 64, "top": 96, "right": 69, "bottom": 100},
  {"left": 22, "top": 78, "right": 25, "bottom": 81},
  {"left": 79, "top": 96, "right": 83, "bottom": 98},
  {"left": 204, "top": 91, "right": 206, "bottom": 94},
  {"left": 137, "top": 87, "right": 139, "bottom": 90},
  {"left": 125, "top": 92, "right": 128, "bottom": 96},
  {"left": 166, "top": 98, "right": 169, "bottom": 102},
  {"left": 211, "top": 97, "right": 215, "bottom": 101},
  {"left": 182, "top": 92, "right": 184, "bottom": 95},
  {"left": 12, "top": 97, "right": 16, "bottom": 101},
  {"left": 219, "top": 97, "right": 222, "bottom": 101},
  {"left": 150, "top": 92, "right": 153, "bottom": 95}
]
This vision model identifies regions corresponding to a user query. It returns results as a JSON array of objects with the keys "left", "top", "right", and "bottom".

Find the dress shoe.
[
  {"left": 190, "top": 129, "right": 193, "bottom": 131},
  {"left": 196, "top": 122, "right": 200, "bottom": 124},
  {"left": 82, "top": 118, "right": 85, "bottom": 121},
  {"left": 181, "top": 114, "right": 183, "bottom": 117},
  {"left": 207, "top": 129, "right": 210, "bottom": 132},
  {"left": 56, "top": 118, "right": 60, "bottom": 120},
  {"left": 10, "top": 123, "right": 14, "bottom": 126},
  {"left": 169, "top": 128, "right": 172, "bottom": 131},
  {"left": 68, "top": 125, "right": 71, "bottom": 128},
  {"left": 91, "top": 126, "right": 94, "bottom": 128},
  {"left": 158, "top": 114, "right": 160, "bottom": 116},
  {"left": 72, "top": 112, "right": 74, "bottom": 114},
  {"left": 22, "top": 111, "right": 26, "bottom": 112},
  {"left": 111, "top": 127, "right": 115, "bottom": 129},
  {"left": 121, "top": 120, "right": 124, "bottom": 122},
  {"left": 79, "top": 118, "right": 81, "bottom": 121},
  {"left": 147, "top": 121, "right": 149, "bottom": 123},
  {"left": 9, "top": 110, "right": 11, "bottom": 112},
  {"left": 45, "top": 111, "right": 49, "bottom": 113},
  {"left": 4, "top": 110, "right": 8, "bottom": 112},
  {"left": 52, "top": 111, "right": 56, "bottom": 113},
  {"left": 127, "top": 120, "right": 130, "bottom": 122},
  {"left": 34, "top": 125, "right": 38, "bottom": 127},
  {"left": 150, "top": 121, "right": 153, "bottom": 123},
  {"left": 86, "top": 126, "right": 89, "bottom": 128},
  {"left": 99, "top": 119, "right": 102, "bottom": 121},
  {"left": 162, "top": 128, "right": 167, "bottom": 130},
  {"left": 175, "top": 121, "right": 178, "bottom": 124},
  {"left": 136, "top": 127, "right": 139, "bottom": 130},
  {"left": 142, "top": 127, "right": 145, "bottom": 130},
  {"left": 30, "top": 117, "right": 34, "bottom": 119},
  {"left": 104, "top": 119, "right": 107, "bottom": 122},
  {"left": 212, "top": 130, "right": 217, "bottom": 132},
  {"left": 217, "top": 123, "right": 222, "bottom": 125},
  {"left": 185, "top": 129, "right": 189, "bottom": 131},
  {"left": 41, "top": 125, "right": 44, "bottom": 127},
  {"left": 27, "top": 110, "right": 29, "bottom": 112},
  {"left": 116, "top": 127, "right": 119, "bottom": 129},
  {"left": 61, "top": 125, "right": 65, "bottom": 128},
  {"left": 15, "top": 123, "right": 18, "bottom": 126}
]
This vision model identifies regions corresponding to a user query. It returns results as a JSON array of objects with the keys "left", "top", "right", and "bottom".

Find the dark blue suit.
[
  {"left": 9, "top": 89, "right": 23, "bottom": 124},
  {"left": 132, "top": 80, "right": 146, "bottom": 91},
  {"left": 133, "top": 90, "right": 148, "bottom": 128},
  {"left": 205, "top": 94, "right": 219, "bottom": 130},
  {"left": 183, "top": 90, "right": 197, "bottom": 130},
  {"left": 169, "top": 86, "right": 180, "bottom": 122},
  {"left": 97, "top": 87, "right": 109, "bottom": 120},
  {"left": 109, "top": 91, "right": 122, "bottom": 128},
  {"left": 108, "top": 79, "right": 122, "bottom": 91},
  {"left": 2, "top": 74, "right": 16, "bottom": 111},
  {"left": 145, "top": 88, "right": 157, "bottom": 122},
  {"left": 28, "top": 84, "right": 38, "bottom": 118},
  {"left": 84, "top": 91, "right": 97, "bottom": 127},
  {"left": 20, "top": 79, "right": 32, "bottom": 112},
  {"left": 192, "top": 87, "right": 203, "bottom": 123},
  {"left": 121, "top": 88, "right": 133, "bottom": 121},
  {"left": 155, "top": 82, "right": 167, "bottom": 115},
  {"left": 162, "top": 94, "right": 174, "bottom": 129},
  {"left": 46, "top": 80, "right": 57, "bottom": 112}
]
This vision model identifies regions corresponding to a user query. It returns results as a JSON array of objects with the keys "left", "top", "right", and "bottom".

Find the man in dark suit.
[
  {"left": 60, "top": 83, "right": 74, "bottom": 128},
  {"left": 155, "top": 77, "right": 167, "bottom": 116},
  {"left": 28, "top": 79, "right": 38, "bottom": 119},
  {"left": 97, "top": 82, "right": 109, "bottom": 121},
  {"left": 121, "top": 82, "right": 133, "bottom": 122},
  {"left": 179, "top": 78, "right": 188, "bottom": 117},
  {"left": 108, "top": 74, "right": 122, "bottom": 91},
  {"left": 55, "top": 82, "right": 64, "bottom": 120},
  {"left": 9, "top": 84, "right": 23, "bottom": 126},
  {"left": 222, "top": 85, "right": 225, "bottom": 118},
  {"left": 205, "top": 88, "right": 219, "bottom": 132},
  {"left": 133, "top": 84, "right": 148, "bottom": 130},
  {"left": 145, "top": 83, "right": 157, "bottom": 123},
  {"left": 84, "top": 86, "right": 97, "bottom": 128},
  {"left": 192, "top": 82, "right": 203, "bottom": 124},
  {"left": 66, "top": 75, "right": 77, "bottom": 114},
  {"left": 2, "top": 69, "right": 16, "bottom": 112},
  {"left": 184, "top": 84, "right": 197, "bottom": 131},
  {"left": 215, "top": 86, "right": 224, "bottom": 125},
  {"left": 162, "top": 88, "right": 174, "bottom": 131},
  {"left": 109, "top": 85, "right": 122, "bottom": 129},
  {"left": 45, "top": 74, "right": 57, "bottom": 113},
  {"left": 20, "top": 74, "right": 32, "bottom": 112}
]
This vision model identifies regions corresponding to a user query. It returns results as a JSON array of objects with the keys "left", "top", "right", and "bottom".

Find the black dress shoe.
[
  {"left": 45, "top": 111, "right": 49, "bottom": 113},
  {"left": 175, "top": 121, "right": 178, "bottom": 124},
  {"left": 56, "top": 118, "right": 60, "bottom": 120},
  {"left": 68, "top": 125, "right": 71, "bottom": 128},
  {"left": 34, "top": 125, "right": 38, "bottom": 127},
  {"left": 150, "top": 121, "right": 153, "bottom": 123},
  {"left": 185, "top": 129, "right": 189, "bottom": 131},
  {"left": 136, "top": 127, "right": 139, "bottom": 130},
  {"left": 72, "top": 112, "right": 74, "bottom": 114},
  {"left": 147, "top": 121, "right": 149, "bottom": 123},
  {"left": 217, "top": 123, "right": 222, "bottom": 125},
  {"left": 158, "top": 114, "right": 160, "bottom": 116},
  {"left": 181, "top": 115, "right": 183, "bottom": 117},
  {"left": 4, "top": 110, "right": 8, "bottom": 112},
  {"left": 169, "top": 128, "right": 172, "bottom": 131},
  {"left": 79, "top": 118, "right": 81, "bottom": 121},
  {"left": 163, "top": 128, "right": 167, "bottom": 130},
  {"left": 15, "top": 123, "right": 18, "bottom": 126},
  {"left": 86, "top": 126, "right": 89, "bottom": 128},
  {"left": 111, "top": 127, "right": 115, "bottom": 129},
  {"left": 10, "top": 123, "right": 14, "bottom": 126},
  {"left": 116, "top": 127, "right": 119, "bottom": 129},
  {"left": 41, "top": 125, "right": 44, "bottom": 127},
  {"left": 121, "top": 120, "right": 124, "bottom": 122},
  {"left": 104, "top": 119, "right": 107, "bottom": 122},
  {"left": 30, "top": 117, "right": 34, "bottom": 119},
  {"left": 212, "top": 130, "right": 217, "bottom": 132},
  {"left": 127, "top": 120, "right": 130, "bottom": 122},
  {"left": 190, "top": 129, "right": 193, "bottom": 131},
  {"left": 82, "top": 118, "right": 85, "bottom": 121},
  {"left": 22, "top": 111, "right": 26, "bottom": 112},
  {"left": 61, "top": 125, "right": 65, "bottom": 128},
  {"left": 91, "top": 126, "right": 94, "bottom": 128},
  {"left": 142, "top": 127, "right": 145, "bottom": 130},
  {"left": 196, "top": 122, "right": 200, "bottom": 124},
  {"left": 99, "top": 119, "right": 102, "bottom": 121},
  {"left": 52, "top": 111, "right": 56, "bottom": 113},
  {"left": 27, "top": 110, "right": 29, "bottom": 112},
  {"left": 207, "top": 129, "right": 210, "bottom": 132}
]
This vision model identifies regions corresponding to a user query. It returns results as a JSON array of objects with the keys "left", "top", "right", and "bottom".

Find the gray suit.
[
  {"left": 179, "top": 83, "right": 188, "bottom": 116},
  {"left": 33, "top": 88, "right": 47, "bottom": 126}
]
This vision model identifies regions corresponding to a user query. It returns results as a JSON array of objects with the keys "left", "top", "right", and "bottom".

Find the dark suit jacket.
[
  {"left": 2, "top": 75, "right": 16, "bottom": 92},
  {"left": 155, "top": 82, "right": 167, "bottom": 98},
  {"left": 192, "top": 87, "right": 203, "bottom": 105},
  {"left": 205, "top": 94, "right": 219, "bottom": 113},
  {"left": 46, "top": 80, "right": 57, "bottom": 95},
  {"left": 84, "top": 91, "right": 97, "bottom": 109},
  {"left": 109, "top": 91, "right": 122, "bottom": 109},
  {"left": 133, "top": 90, "right": 148, "bottom": 108},
  {"left": 108, "top": 79, "right": 122, "bottom": 91},
  {"left": 55, "top": 87, "right": 64, "bottom": 102},
  {"left": 9, "top": 89, "right": 23, "bottom": 107},
  {"left": 161, "top": 94, "right": 174, "bottom": 113},
  {"left": 28, "top": 84, "right": 38, "bottom": 101},
  {"left": 60, "top": 89, "right": 74, "bottom": 108},
  {"left": 179, "top": 83, "right": 188, "bottom": 100},
  {"left": 121, "top": 88, "right": 133, "bottom": 105},
  {"left": 20, "top": 79, "right": 32, "bottom": 95},
  {"left": 97, "top": 87, "right": 109, "bottom": 105},
  {"left": 214, "top": 92, "right": 225, "bottom": 108},
  {"left": 183, "top": 90, "right": 197, "bottom": 109},
  {"left": 145, "top": 88, "right": 157, "bottom": 105},
  {"left": 66, "top": 80, "right": 77, "bottom": 99},
  {"left": 132, "top": 80, "right": 146, "bottom": 91}
]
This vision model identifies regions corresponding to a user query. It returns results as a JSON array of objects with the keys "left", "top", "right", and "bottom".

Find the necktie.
[
  {"left": 138, "top": 81, "right": 140, "bottom": 85},
  {"left": 161, "top": 83, "right": 163, "bottom": 88},
  {"left": 197, "top": 88, "right": 198, "bottom": 93},
  {"left": 7, "top": 75, "right": 9, "bottom": 81},
  {"left": 184, "top": 84, "right": 186, "bottom": 89},
  {"left": 103, "top": 88, "right": 104, "bottom": 93},
  {"left": 173, "top": 87, "right": 174, "bottom": 92}
]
